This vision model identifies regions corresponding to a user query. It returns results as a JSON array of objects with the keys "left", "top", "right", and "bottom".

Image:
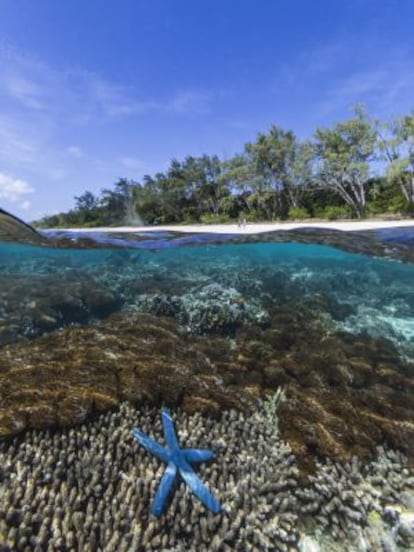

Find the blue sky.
[{"left": 0, "top": 0, "right": 413, "bottom": 220}]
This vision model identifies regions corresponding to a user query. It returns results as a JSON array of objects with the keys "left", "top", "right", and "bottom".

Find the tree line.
[{"left": 35, "top": 107, "right": 414, "bottom": 228}]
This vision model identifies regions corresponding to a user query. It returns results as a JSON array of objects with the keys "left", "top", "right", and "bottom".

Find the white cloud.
[
  {"left": 0, "top": 45, "right": 213, "bottom": 123},
  {"left": 0, "top": 172, "right": 34, "bottom": 203},
  {"left": 85, "top": 75, "right": 159, "bottom": 117},
  {"left": 0, "top": 47, "right": 149, "bottom": 122},
  {"left": 0, "top": 115, "right": 39, "bottom": 165},
  {"left": 271, "top": 35, "right": 414, "bottom": 123},
  {"left": 66, "top": 145, "right": 83, "bottom": 158},
  {"left": 0, "top": 43, "right": 215, "bottom": 195},
  {"left": 20, "top": 200, "right": 31, "bottom": 210},
  {"left": 119, "top": 156, "right": 144, "bottom": 171},
  {"left": 318, "top": 59, "right": 414, "bottom": 119},
  {"left": 167, "top": 91, "right": 210, "bottom": 114},
  {"left": 3, "top": 73, "right": 46, "bottom": 110}
]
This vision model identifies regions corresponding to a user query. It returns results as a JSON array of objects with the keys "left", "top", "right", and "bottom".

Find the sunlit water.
[
  {"left": 1, "top": 229, "right": 414, "bottom": 551},
  {"left": 1, "top": 233, "right": 414, "bottom": 354}
]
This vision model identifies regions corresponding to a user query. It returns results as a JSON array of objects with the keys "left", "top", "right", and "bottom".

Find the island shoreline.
[{"left": 51, "top": 219, "right": 414, "bottom": 235}]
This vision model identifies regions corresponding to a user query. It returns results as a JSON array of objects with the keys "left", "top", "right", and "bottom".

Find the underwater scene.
[{"left": 0, "top": 224, "right": 414, "bottom": 551}]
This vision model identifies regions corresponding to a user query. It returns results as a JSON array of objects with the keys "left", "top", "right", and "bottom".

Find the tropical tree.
[
  {"left": 377, "top": 112, "right": 414, "bottom": 206},
  {"left": 245, "top": 126, "right": 295, "bottom": 218},
  {"left": 100, "top": 178, "right": 139, "bottom": 225},
  {"left": 241, "top": 126, "right": 314, "bottom": 218},
  {"left": 72, "top": 191, "right": 99, "bottom": 225},
  {"left": 33, "top": 107, "right": 414, "bottom": 228},
  {"left": 188, "top": 155, "right": 230, "bottom": 216},
  {"left": 314, "top": 107, "right": 377, "bottom": 218},
  {"left": 223, "top": 153, "right": 269, "bottom": 218}
]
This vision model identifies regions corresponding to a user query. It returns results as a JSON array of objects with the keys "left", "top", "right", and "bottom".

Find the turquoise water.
[
  {"left": 1, "top": 231, "right": 414, "bottom": 551},
  {"left": 1, "top": 237, "right": 414, "bottom": 353}
]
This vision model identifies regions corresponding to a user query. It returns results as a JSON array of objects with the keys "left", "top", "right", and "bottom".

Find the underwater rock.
[
  {"left": 0, "top": 208, "right": 44, "bottom": 245},
  {"left": 0, "top": 273, "right": 121, "bottom": 346}
]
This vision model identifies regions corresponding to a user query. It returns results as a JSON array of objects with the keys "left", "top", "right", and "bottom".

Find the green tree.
[
  {"left": 73, "top": 191, "right": 99, "bottom": 225},
  {"left": 223, "top": 153, "right": 267, "bottom": 218},
  {"left": 314, "top": 107, "right": 377, "bottom": 218},
  {"left": 189, "top": 155, "right": 230, "bottom": 217},
  {"left": 100, "top": 178, "right": 139, "bottom": 225},
  {"left": 236, "top": 126, "right": 313, "bottom": 219},
  {"left": 377, "top": 112, "right": 414, "bottom": 205},
  {"left": 133, "top": 175, "right": 163, "bottom": 224},
  {"left": 244, "top": 126, "right": 296, "bottom": 218}
]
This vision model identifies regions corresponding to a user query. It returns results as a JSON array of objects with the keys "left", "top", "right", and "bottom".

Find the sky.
[{"left": 0, "top": 0, "right": 413, "bottom": 221}]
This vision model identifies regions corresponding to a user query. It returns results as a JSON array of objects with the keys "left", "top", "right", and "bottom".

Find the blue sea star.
[{"left": 131, "top": 408, "right": 221, "bottom": 517}]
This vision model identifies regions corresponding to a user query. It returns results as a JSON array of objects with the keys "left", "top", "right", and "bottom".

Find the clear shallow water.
[
  {"left": 1, "top": 236, "right": 414, "bottom": 353},
  {"left": 1, "top": 230, "right": 414, "bottom": 551}
]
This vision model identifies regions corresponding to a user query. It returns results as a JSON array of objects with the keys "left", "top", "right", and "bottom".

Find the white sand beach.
[{"left": 62, "top": 219, "right": 414, "bottom": 234}]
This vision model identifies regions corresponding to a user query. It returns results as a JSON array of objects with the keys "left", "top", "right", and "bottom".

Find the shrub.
[
  {"left": 287, "top": 206, "right": 309, "bottom": 220},
  {"left": 322, "top": 205, "right": 353, "bottom": 220},
  {"left": 200, "top": 213, "right": 233, "bottom": 224},
  {"left": 400, "top": 201, "right": 414, "bottom": 217},
  {"left": 245, "top": 210, "right": 263, "bottom": 222}
]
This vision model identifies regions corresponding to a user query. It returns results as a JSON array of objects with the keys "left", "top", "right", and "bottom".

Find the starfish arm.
[
  {"left": 152, "top": 461, "right": 177, "bottom": 518},
  {"left": 161, "top": 408, "right": 180, "bottom": 452},
  {"left": 131, "top": 428, "right": 169, "bottom": 464},
  {"left": 179, "top": 461, "right": 221, "bottom": 514},
  {"left": 184, "top": 448, "right": 215, "bottom": 463}
]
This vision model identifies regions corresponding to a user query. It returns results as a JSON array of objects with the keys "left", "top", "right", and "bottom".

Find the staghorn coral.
[
  {"left": 0, "top": 402, "right": 413, "bottom": 551},
  {"left": 0, "top": 402, "right": 300, "bottom": 551}
]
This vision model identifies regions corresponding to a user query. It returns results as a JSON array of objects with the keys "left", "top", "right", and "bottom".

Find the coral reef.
[
  {"left": 0, "top": 232, "right": 413, "bottom": 485},
  {"left": 0, "top": 273, "right": 121, "bottom": 346},
  {"left": 0, "top": 306, "right": 413, "bottom": 474},
  {"left": 297, "top": 448, "right": 414, "bottom": 549},
  {"left": 2, "top": 236, "right": 414, "bottom": 358},
  {"left": 0, "top": 311, "right": 256, "bottom": 440},
  {"left": 235, "top": 301, "right": 414, "bottom": 471},
  {"left": 0, "top": 402, "right": 412, "bottom": 551},
  {"left": 133, "top": 283, "right": 269, "bottom": 335}
]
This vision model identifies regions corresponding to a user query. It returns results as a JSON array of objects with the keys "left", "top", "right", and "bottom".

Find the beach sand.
[{"left": 61, "top": 219, "right": 414, "bottom": 234}]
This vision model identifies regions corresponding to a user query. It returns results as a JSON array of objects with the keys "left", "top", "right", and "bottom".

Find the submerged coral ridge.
[
  {"left": 0, "top": 308, "right": 413, "bottom": 472},
  {"left": 0, "top": 402, "right": 413, "bottom": 551}
]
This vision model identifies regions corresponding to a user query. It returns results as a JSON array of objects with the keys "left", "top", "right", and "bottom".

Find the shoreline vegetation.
[{"left": 34, "top": 106, "right": 414, "bottom": 230}]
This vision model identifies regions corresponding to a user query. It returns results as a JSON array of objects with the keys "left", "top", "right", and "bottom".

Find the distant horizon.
[{"left": 0, "top": 0, "right": 413, "bottom": 220}]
